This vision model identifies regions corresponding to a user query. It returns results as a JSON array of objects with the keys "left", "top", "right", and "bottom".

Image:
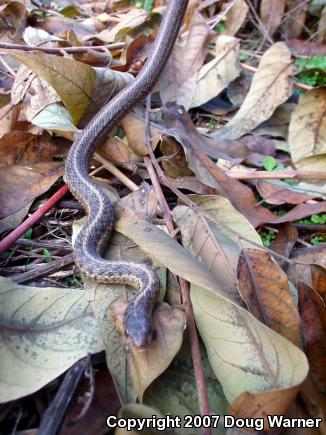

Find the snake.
[{"left": 65, "top": 0, "right": 189, "bottom": 347}]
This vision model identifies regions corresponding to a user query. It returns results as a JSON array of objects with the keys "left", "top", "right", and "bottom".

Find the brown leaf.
[
  {"left": 238, "top": 248, "right": 301, "bottom": 347},
  {"left": 114, "top": 34, "right": 154, "bottom": 73},
  {"left": 229, "top": 387, "right": 300, "bottom": 432},
  {"left": 159, "top": 11, "right": 212, "bottom": 109},
  {"left": 270, "top": 223, "right": 298, "bottom": 262},
  {"left": 161, "top": 104, "right": 276, "bottom": 227},
  {"left": 0, "top": 102, "right": 20, "bottom": 140},
  {"left": 160, "top": 136, "right": 193, "bottom": 177},
  {"left": 256, "top": 180, "right": 316, "bottom": 205},
  {"left": 298, "top": 281, "right": 326, "bottom": 394},
  {"left": 0, "top": 131, "right": 62, "bottom": 166},
  {"left": 0, "top": 162, "right": 63, "bottom": 218},
  {"left": 260, "top": 0, "right": 286, "bottom": 36},
  {"left": 284, "top": 0, "right": 307, "bottom": 38},
  {"left": 121, "top": 112, "right": 161, "bottom": 156}
]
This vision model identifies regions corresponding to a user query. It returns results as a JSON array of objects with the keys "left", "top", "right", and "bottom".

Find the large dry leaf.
[
  {"left": 214, "top": 42, "right": 293, "bottom": 139},
  {"left": 159, "top": 12, "right": 212, "bottom": 110},
  {"left": 237, "top": 249, "right": 301, "bottom": 347},
  {"left": 173, "top": 195, "right": 263, "bottom": 302},
  {"left": 284, "top": 0, "right": 307, "bottom": 38},
  {"left": 97, "top": 8, "right": 149, "bottom": 43},
  {"left": 298, "top": 282, "right": 326, "bottom": 394},
  {"left": 0, "top": 277, "right": 103, "bottom": 403},
  {"left": 260, "top": 0, "right": 286, "bottom": 36},
  {"left": 190, "top": 35, "right": 240, "bottom": 108},
  {"left": 116, "top": 216, "right": 309, "bottom": 404},
  {"left": 0, "top": 162, "right": 63, "bottom": 218},
  {"left": 289, "top": 87, "right": 326, "bottom": 170},
  {"left": 255, "top": 179, "right": 316, "bottom": 205},
  {"left": 222, "top": 0, "right": 249, "bottom": 36},
  {"left": 2, "top": 50, "right": 96, "bottom": 124}
]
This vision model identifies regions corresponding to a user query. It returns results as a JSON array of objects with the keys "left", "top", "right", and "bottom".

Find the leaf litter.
[{"left": 0, "top": 0, "right": 325, "bottom": 434}]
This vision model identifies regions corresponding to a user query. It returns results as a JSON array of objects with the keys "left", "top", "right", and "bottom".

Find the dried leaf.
[
  {"left": 214, "top": 42, "right": 293, "bottom": 139},
  {"left": 298, "top": 282, "right": 326, "bottom": 393},
  {"left": 222, "top": 0, "right": 249, "bottom": 36},
  {"left": 159, "top": 12, "right": 212, "bottom": 109},
  {"left": 256, "top": 179, "right": 316, "bottom": 205},
  {"left": 0, "top": 277, "right": 103, "bottom": 403},
  {"left": 2, "top": 50, "right": 96, "bottom": 124},
  {"left": 116, "top": 216, "right": 309, "bottom": 403},
  {"left": 190, "top": 35, "right": 240, "bottom": 108},
  {"left": 0, "top": 162, "right": 63, "bottom": 218},
  {"left": 260, "top": 0, "right": 286, "bottom": 36},
  {"left": 289, "top": 87, "right": 326, "bottom": 170},
  {"left": 238, "top": 249, "right": 301, "bottom": 347}
]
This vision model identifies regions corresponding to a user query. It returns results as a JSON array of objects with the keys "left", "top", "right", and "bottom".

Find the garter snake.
[{"left": 65, "top": 0, "right": 189, "bottom": 347}]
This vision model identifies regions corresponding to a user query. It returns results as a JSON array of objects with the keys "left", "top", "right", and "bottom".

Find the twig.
[
  {"left": 144, "top": 95, "right": 212, "bottom": 431},
  {"left": 225, "top": 169, "right": 326, "bottom": 180},
  {"left": 10, "top": 253, "right": 74, "bottom": 284},
  {"left": 38, "top": 358, "right": 88, "bottom": 435},
  {"left": 0, "top": 42, "right": 125, "bottom": 54},
  {"left": 0, "top": 184, "right": 68, "bottom": 254}
]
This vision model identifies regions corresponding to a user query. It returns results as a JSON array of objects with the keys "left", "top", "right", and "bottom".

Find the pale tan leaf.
[
  {"left": 215, "top": 42, "right": 293, "bottom": 139},
  {"left": 222, "top": 0, "right": 249, "bottom": 36},
  {"left": 97, "top": 8, "right": 149, "bottom": 43},
  {"left": 31, "top": 103, "right": 77, "bottom": 138},
  {"left": 24, "top": 76, "right": 60, "bottom": 121},
  {"left": 116, "top": 216, "right": 309, "bottom": 403},
  {"left": 190, "top": 35, "right": 240, "bottom": 108},
  {"left": 289, "top": 87, "right": 326, "bottom": 170},
  {"left": 2, "top": 50, "right": 96, "bottom": 124},
  {"left": 260, "top": 0, "right": 286, "bottom": 36},
  {"left": 0, "top": 277, "right": 103, "bottom": 403},
  {"left": 159, "top": 12, "right": 212, "bottom": 109},
  {"left": 121, "top": 112, "right": 161, "bottom": 156},
  {"left": 173, "top": 195, "right": 262, "bottom": 300}
]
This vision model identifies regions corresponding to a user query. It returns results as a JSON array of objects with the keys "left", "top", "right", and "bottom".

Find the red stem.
[{"left": 0, "top": 184, "right": 68, "bottom": 254}]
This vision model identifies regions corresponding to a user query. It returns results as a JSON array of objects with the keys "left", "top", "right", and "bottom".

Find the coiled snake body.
[{"left": 65, "top": 0, "right": 189, "bottom": 347}]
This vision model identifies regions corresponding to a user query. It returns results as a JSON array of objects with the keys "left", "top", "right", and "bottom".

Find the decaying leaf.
[
  {"left": 260, "top": 0, "right": 286, "bottom": 36},
  {"left": 238, "top": 248, "right": 301, "bottom": 347},
  {"left": 190, "top": 35, "right": 240, "bottom": 108},
  {"left": 214, "top": 42, "right": 293, "bottom": 139},
  {"left": 1, "top": 50, "right": 96, "bottom": 124},
  {"left": 159, "top": 12, "right": 212, "bottom": 109},
  {"left": 289, "top": 87, "right": 326, "bottom": 170},
  {"left": 116, "top": 216, "right": 309, "bottom": 404},
  {"left": 0, "top": 162, "right": 63, "bottom": 218},
  {"left": 0, "top": 277, "right": 103, "bottom": 403}
]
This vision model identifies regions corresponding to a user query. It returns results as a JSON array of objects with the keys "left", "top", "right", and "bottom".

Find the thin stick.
[
  {"left": 0, "top": 184, "right": 68, "bottom": 254},
  {"left": 0, "top": 42, "right": 125, "bottom": 54},
  {"left": 225, "top": 169, "right": 326, "bottom": 180}
]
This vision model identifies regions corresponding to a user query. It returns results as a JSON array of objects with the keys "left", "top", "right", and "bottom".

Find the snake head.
[{"left": 124, "top": 302, "right": 153, "bottom": 348}]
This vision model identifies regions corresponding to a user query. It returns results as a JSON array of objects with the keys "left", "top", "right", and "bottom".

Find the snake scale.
[{"left": 65, "top": 0, "right": 189, "bottom": 347}]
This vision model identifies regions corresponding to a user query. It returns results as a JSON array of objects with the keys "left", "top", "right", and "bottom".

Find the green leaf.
[
  {"left": 23, "top": 228, "right": 32, "bottom": 239},
  {"left": 43, "top": 248, "right": 53, "bottom": 263},
  {"left": 263, "top": 156, "right": 276, "bottom": 171}
]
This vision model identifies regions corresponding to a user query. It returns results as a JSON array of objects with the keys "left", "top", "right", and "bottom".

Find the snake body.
[{"left": 65, "top": 0, "right": 188, "bottom": 347}]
